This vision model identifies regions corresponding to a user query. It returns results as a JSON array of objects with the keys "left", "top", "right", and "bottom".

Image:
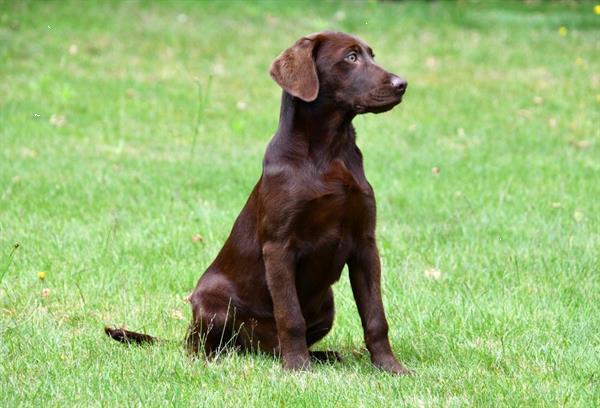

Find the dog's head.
[{"left": 270, "top": 31, "right": 407, "bottom": 114}]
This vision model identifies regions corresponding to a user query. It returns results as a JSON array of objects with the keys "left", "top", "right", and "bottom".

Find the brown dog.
[{"left": 106, "top": 31, "right": 410, "bottom": 375}]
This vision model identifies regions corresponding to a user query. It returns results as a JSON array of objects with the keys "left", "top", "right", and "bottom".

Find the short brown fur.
[{"left": 106, "top": 32, "right": 409, "bottom": 374}]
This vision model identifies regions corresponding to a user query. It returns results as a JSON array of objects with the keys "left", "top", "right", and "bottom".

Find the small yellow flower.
[
  {"left": 575, "top": 57, "right": 585, "bottom": 66},
  {"left": 38, "top": 271, "right": 46, "bottom": 280},
  {"left": 558, "top": 26, "right": 568, "bottom": 37},
  {"left": 594, "top": 5, "right": 600, "bottom": 15}
]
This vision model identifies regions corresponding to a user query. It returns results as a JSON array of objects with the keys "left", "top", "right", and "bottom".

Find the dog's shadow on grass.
[{"left": 198, "top": 345, "right": 416, "bottom": 377}]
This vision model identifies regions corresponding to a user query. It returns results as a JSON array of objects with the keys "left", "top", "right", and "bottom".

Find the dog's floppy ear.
[{"left": 269, "top": 35, "right": 320, "bottom": 102}]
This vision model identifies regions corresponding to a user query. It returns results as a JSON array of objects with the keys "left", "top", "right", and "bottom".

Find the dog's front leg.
[
  {"left": 348, "top": 241, "right": 411, "bottom": 375},
  {"left": 262, "top": 241, "right": 310, "bottom": 371}
]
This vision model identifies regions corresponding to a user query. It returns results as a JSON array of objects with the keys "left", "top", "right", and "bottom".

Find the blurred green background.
[{"left": 1, "top": 1, "right": 599, "bottom": 406}]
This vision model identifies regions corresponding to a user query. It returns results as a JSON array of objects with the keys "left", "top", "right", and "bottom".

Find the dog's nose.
[{"left": 390, "top": 76, "right": 407, "bottom": 93}]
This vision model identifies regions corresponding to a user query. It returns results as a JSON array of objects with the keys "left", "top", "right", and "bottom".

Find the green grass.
[{"left": 1, "top": 0, "right": 599, "bottom": 405}]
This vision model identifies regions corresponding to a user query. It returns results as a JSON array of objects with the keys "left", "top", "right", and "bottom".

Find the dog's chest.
[
  {"left": 295, "top": 159, "right": 372, "bottom": 242},
  {"left": 321, "top": 159, "right": 370, "bottom": 194}
]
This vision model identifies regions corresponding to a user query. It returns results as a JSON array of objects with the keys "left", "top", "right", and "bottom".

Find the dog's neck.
[{"left": 272, "top": 92, "right": 357, "bottom": 164}]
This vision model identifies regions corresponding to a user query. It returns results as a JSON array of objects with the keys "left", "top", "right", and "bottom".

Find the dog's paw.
[
  {"left": 372, "top": 355, "right": 413, "bottom": 376},
  {"left": 282, "top": 352, "right": 311, "bottom": 371}
]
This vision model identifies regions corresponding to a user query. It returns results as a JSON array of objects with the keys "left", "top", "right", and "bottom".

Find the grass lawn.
[{"left": 1, "top": 0, "right": 599, "bottom": 405}]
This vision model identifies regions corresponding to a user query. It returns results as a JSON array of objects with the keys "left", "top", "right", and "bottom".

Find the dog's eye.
[{"left": 345, "top": 52, "right": 358, "bottom": 63}]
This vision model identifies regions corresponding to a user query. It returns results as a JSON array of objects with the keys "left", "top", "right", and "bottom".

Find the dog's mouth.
[
  {"left": 354, "top": 89, "right": 404, "bottom": 114},
  {"left": 354, "top": 96, "right": 403, "bottom": 114}
]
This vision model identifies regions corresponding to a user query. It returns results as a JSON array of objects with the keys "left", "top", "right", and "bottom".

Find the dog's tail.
[{"left": 104, "top": 326, "right": 157, "bottom": 345}]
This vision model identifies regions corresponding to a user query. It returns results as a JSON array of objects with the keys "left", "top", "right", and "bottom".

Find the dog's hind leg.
[
  {"left": 306, "top": 319, "right": 342, "bottom": 364},
  {"left": 186, "top": 306, "right": 237, "bottom": 358},
  {"left": 305, "top": 289, "right": 341, "bottom": 363}
]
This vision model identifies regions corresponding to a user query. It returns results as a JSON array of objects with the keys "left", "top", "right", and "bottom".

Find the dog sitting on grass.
[{"left": 106, "top": 31, "right": 410, "bottom": 374}]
